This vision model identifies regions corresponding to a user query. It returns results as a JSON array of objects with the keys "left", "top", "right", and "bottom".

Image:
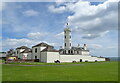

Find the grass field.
[{"left": 2, "top": 61, "right": 118, "bottom": 81}]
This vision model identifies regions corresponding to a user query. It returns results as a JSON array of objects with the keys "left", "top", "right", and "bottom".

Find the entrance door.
[
  {"left": 80, "top": 59, "right": 82, "bottom": 62},
  {"left": 35, "top": 56, "right": 37, "bottom": 59}
]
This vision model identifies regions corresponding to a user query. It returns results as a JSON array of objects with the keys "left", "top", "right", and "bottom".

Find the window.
[
  {"left": 77, "top": 51, "right": 79, "bottom": 54},
  {"left": 35, "top": 48, "right": 37, "bottom": 53},
  {"left": 70, "top": 43, "right": 71, "bottom": 46},
  {"left": 65, "top": 43, "right": 66, "bottom": 47},
  {"left": 64, "top": 31, "right": 66, "bottom": 33},
  {"left": 71, "top": 50, "right": 73, "bottom": 54},
  {"left": 70, "top": 36, "right": 71, "bottom": 38},
  {"left": 65, "top": 36, "right": 66, "bottom": 39},
  {"left": 68, "top": 50, "right": 70, "bottom": 54}
]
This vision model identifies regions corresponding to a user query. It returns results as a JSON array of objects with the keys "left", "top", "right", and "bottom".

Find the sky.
[{"left": 1, "top": 0, "right": 118, "bottom": 57}]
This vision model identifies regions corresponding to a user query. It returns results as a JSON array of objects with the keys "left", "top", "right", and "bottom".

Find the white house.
[
  {"left": 13, "top": 23, "right": 106, "bottom": 63},
  {"left": 15, "top": 46, "right": 32, "bottom": 59}
]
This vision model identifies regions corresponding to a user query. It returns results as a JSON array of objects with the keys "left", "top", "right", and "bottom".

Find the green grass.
[{"left": 2, "top": 61, "right": 118, "bottom": 81}]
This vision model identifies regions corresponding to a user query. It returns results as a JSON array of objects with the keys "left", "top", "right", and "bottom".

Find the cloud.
[
  {"left": 2, "top": 38, "right": 37, "bottom": 49},
  {"left": 55, "top": 32, "right": 64, "bottom": 37},
  {"left": 48, "top": 5, "right": 66, "bottom": 13},
  {"left": 22, "top": 9, "right": 39, "bottom": 16},
  {"left": 82, "top": 31, "right": 109, "bottom": 39},
  {"left": 67, "top": 0, "right": 118, "bottom": 39},
  {"left": 27, "top": 32, "right": 48, "bottom": 39},
  {"left": 48, "top": 0, "right": 118, "bottom": 39},
  {"left": 0, "top": 2, "right": 6, "bottom": 11},
  {"left": 2, "top": 38, "right": 57, "bottom": 51},
  {"left": 88, "top": 44, "right": 103, "bottom": 51}
]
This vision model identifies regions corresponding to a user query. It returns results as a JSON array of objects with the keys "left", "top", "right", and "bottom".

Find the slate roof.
[
  {"left": 21, "top": 48, "right": 32, "bottom": 53},
  {"left": 59, "top": 47, "right": 89, "bottom": 52},
  {"left": 16, "top": 46, "right": 29, "bottom": 49},
  {"left": 32, "top": 42, "right": 53, "bottom": 48},
  {"left": 41, "top": 46, "right": 59, "bottom": 52}
]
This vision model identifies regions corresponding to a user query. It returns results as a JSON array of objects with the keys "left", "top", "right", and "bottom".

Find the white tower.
[{"left": 64, "top": 23, "right": 72, "bottom": 50}]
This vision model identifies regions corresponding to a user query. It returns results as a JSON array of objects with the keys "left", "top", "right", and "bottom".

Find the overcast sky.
[{"left": 1, "top": 0, "right": 118, "bottom": 57}]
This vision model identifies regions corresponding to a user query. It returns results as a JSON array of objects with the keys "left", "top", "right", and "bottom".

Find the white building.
[
  {"left": 13, "top": 23, "right": 106, "bottom": 63},
  {"left": 15, "top": 46, "right": 32, "bottom": 59}
]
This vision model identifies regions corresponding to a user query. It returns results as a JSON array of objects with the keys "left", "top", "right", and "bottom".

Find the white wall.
[
  {"left": 46, "top": 52, "right": 60, "bottom": 63},
  {"left": 59, "top": 55, "right": 105, "bottom": 63},
  {"left": 16, "top": 49, "right": 25, "bottom": 59},
  {"left": 82, "top": 51, "right": 90, "bottom": 55},
  {"left": 27, "top": 53, "right": 32, "bottom": 59},
  {"left": 41, "top": 52, "right": 47, "bottom": 62},
  {"left": 32, "top": 46, "right": 46, "bottom": 60},
  {"left": 40, "top": 51, "right": 106, "bottom": 63}
]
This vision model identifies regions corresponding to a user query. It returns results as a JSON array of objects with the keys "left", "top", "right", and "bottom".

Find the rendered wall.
[
  {"left": 46, "top": 52, "right": 60, "bottom": 63},
  {"left": 16, "top": 49, "right": 25, "bottom": 59},
  {"left": 60, "top": 55, "right": 105, "bottom": 63},
  {"left": 41, "top": 52, "right": 47, "bottom": 62},
  {"left": 32, "top": 46, "right": 46, "bottom": 60}
]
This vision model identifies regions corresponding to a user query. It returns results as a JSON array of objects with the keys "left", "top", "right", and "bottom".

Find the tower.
[{"left": 64, "top": 23, "right": 72, "bottom": 50}]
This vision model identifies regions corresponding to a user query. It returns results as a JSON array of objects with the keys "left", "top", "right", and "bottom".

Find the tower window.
[
  {"left": 70, "top": 43, "right": 71, "bottom": 46},
  {"left": 65, "top": 36, "right": 66, "bottom": 39},
  {"left": 70, "top": 36, "right": 71, "bottom": 38},
  {"left": 65, "top": 43, "right": 66, "bottom": 47},
  {"left": 64, "top": 31, "right": 66, "bottom": 33}
]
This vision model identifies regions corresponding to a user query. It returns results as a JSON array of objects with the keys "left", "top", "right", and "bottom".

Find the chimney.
[
  {"left": 83, "top": 44, "right": 87, "bottom": 50},
  {"left": 77, "top": 44, "right": 80, "bottom": 48}
]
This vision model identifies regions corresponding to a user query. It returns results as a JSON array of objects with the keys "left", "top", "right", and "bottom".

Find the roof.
[
  {"left": 71, "top": 47, "right": 83, "bottom": 50},
  {"left": 16, "top": 46, "right": 29, "bottom": 49},
  {"left": 21, "top": 48, "right": 32, "bottom": 53},
  {"left": 41, "top": 46, "right": 59, "bottom": 52},
  {"left": 32, "top": 42, "right": 53, "bottom": 48},
  {"left": 59, "top": 47, "right": 89, "bottom": 51}
]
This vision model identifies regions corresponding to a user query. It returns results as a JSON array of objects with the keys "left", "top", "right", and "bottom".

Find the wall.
[
  {"left": 41, "top": 52, "right": 47, "bottom": 62},
  {"left": 60, "top": 55, "right": 105, "bottom": 63},
  {"left": 82, "top": 51, "right": 90, "bottom": 55},
  {"left": 26, "top": 53, "right": 32, "bottom": 59},
  {"left": 16, "top": 49, "right": 25, "bottom": 59},
  {"left": 32, "top": 47, "right": 40, "bottom": 59},
  {"left": 32, "top": 46, "right": 46, "bottom": 60},
  {"left": 46, "top": 52, "right": 60, "bottom": 63}
]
